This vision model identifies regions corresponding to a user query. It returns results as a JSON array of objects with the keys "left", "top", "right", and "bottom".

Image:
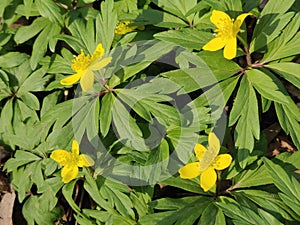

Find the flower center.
[
  {"left": 215, "top": 18, "right": 234, "bottom": 39},
  {"left": 71, "top": 50, "right": 92, "bottom": 72},
  {"left": 67, "top": 153, "right": 79, "bottom": 166}
]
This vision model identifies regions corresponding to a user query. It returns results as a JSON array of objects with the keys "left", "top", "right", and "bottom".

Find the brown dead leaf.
[{"left": 0, "top": 189, "right": 15, "bottom": 225}]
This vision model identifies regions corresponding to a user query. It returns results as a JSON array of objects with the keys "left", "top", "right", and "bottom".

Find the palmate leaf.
[
  {"left": 263, "top": 158, "right": 300, "bottom": 217},
  {"left": 262, "top": 13, "right": 300, "bottom": 62},
  {"left": 135, "top": 8, "right": 187, "bottom": 28},
  {"left": 152, "top": 0, "right": 198, "bottom": 21},
  {"left": 138, "top": 196, "right": 212, "bottom": 225},
  {"left": 250, "top": 0, "right": 295, "bottom": 53},
  {"left": 266, "top": 62, "right": 300, "bottom": 89},
  {"left": 217, "top": 196, "right": 283, "bottom": 225},
  {"left": 247, "top": 69, "right": 289, "bottom": 105},
  {"left": 154, "top": 28, "right": 213, "bottom": 50},
  {"left": 235, "top": 190, "right": 300, "bottom": 221},
  {"left": 275, "top": 98, "right": 300, "bottom": 149},
  {"left": 233, "top": 76, "right": 259, "bottom": 168}
]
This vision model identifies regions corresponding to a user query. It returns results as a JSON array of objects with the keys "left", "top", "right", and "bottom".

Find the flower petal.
[
  {"left": 203, "top": 37, "right": 226, "bottom": 51},
  {"left": 233, "top": 13, "right": 251, "bottom": 32},
  {"left": 80, "top": 69, "right": 94, "bottom": 92},
  {"left": 90, "top": 57, "right": 112, "bottom": 70},
  {"left": 178, "top": 162, "right": 201, "bottom": 179},
  {"left": 61, "top": 165, "right": 79, "bottom": 183},
  {"left": 78, "top": 154, "right": 95, "bottom": 167},
  {"left": 194, "top": 144, "right": 206, "bottom": 161},
  {"left": 223, "top": 38, "right": 237, "bottom": 60},
  {"left": 210, "top": 10, "right": 231, "bottom": 29},
  {"left": 50, "top": 150, "right": 70, "bottom": 166},
  {"left": 208, "top": 132, "right": 220, "bottom": 154},
  {"left": 72, "top": 140, "right": 80, "bottom": 156},
  {"left": 200, "top": 167, "right": 217, "bottom": 192},
  {"left": 92, "top": 43, "right": 105, "bottom": 60},
  {"left": 60, "top": 72, "right": 82, "bottom": 86},
  {"left": 213, "top": 154, "right": 232, "bottom": 170}
]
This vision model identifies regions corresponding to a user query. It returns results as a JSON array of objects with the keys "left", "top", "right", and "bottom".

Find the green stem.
[{"left": 237, "top": 34, "right": 252, "bottom": 66}]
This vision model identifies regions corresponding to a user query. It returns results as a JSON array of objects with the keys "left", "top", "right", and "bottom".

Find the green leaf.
[
  {"left": 229, "top": 76, "right": 249, "bottom": 126},
  {"left": 198, "top": 203, "right": 226, "bottom": 225},
  {"left": 62, "top": 181, "right": 82, "bottom": 215},
  {"left": 4, "top": 150, "right": 41, "bottom": 172},
  {"left": 263, "top": 158, "right": 300, "bottom": 217},
  {"left": 111, "top": 97, "right": 147, "bottom": 151},
  {"left": 14, "top": 17, "right": 50, "bottom": 44},
  {"left": 232, "top": 160, "right": 272, "bottom": 189},
  {"left": 217, "top": 196, "right": 283, "bottom": 225},
  {"left": 247, "top": 69, "right": 289, "bottom": 104},
  {"left": 100, "top": 93, "right": 115, "bottom": 137},
  {"left": 135, "top": 8, "right": 187, "bottom": 28},
  {"left": 262, "top": 13, "right": 300, "bottom": 62},
  {"left": 0, "top": 52, "right": 29, "bottom": 68},
  {"left": 152, "top": 0, "right": 198, "bottom": 21},
  {"left": 234, "top": 76, "right": 259, "bottom": 166},
  {"left": 139, "top": 196, "right": 212, "bottom": 225},
  {"left": 266, "top": 62, "right": 300, "bottom": 89},
  {"left": 30, "top": 22, "right": 61, "bottom": 70},
  {"left": 72, "top": 97, "right": 100, "bottom": 142},
  {"left": 275, "top": 98, "right": 300, "bottom": 149},
  {"left": 250, "top": 7, "right": 295, "bottom": 53},
  {"left": 96, "top": 0, "right": 117, "bottom": 52},
  {"left": 35, "top": 0, "right": 64, "bottom": 26},
  {"left": 235, "top": 190, "right": 300, "bottom": 221}
]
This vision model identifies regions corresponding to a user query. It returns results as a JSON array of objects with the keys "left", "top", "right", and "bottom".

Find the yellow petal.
[
  {"left": 90, "top": 57, "right": 112, "bottom": 70},
  {"left": 208, "top": 132, "right": 220, "bottom": 154},
  {"left": 203, "top": 37, "right": 226, "bottom": 51},
  {"left": 80, "top": 69, "right": 94, "bottom": 92},
  {"left": 60, "top": 72, "right": 82, "bottom": 86},
  {"left": 224, "top": 38, "right": 237, "bottom": 59},
  {"left": 210, "top": 10, "right": 231, "bottom": 29},
  {"left": 178, "top": 162, "right": 201, "bottom": 179},
  {"left": 50, "top": 150, "right": 70, "bottom": 166},
  {"left": 61, "top": 165, "right": 79, "bottom": 183},
  {"left": 194, "top": 144, "right": 206, "bottom": 161},
  {"left": 77, "top": 154, "right": 95, "bottom": 167},
  {"left": 200, "top": 167, "right": 217, "bottom": 192},
  {"left": 72, "top": 140, "right": 80, "bottom": 156},
  {"left": 92, "top": 43, "right": 105, "bottom": 60},
  {"left": 233, "top": 13, "right": 252, "bottom": 33},
  {"left": 213, "top": 154, "right": 232, "bottom": 170}
]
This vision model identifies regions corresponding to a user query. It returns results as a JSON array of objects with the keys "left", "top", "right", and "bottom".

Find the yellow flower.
[
  {"left": 202, "top": 10, "right": 251, "bottom": 60},
  {"left": 50, "top": 140, "right": 94, "bottom": 183},
  {"left": 60, "top": 44, "right": 112, "bottom": 92},
  {"left": 115, "top": 21, "right": 144, "bottom": 35},
  {"left": 178, "top": 132, "right": 232, "bottom": 192}
]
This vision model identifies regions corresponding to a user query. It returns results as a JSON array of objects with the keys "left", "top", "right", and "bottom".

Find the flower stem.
[{"left": 237, "top": 35, "right": 252, "bottom": 66}]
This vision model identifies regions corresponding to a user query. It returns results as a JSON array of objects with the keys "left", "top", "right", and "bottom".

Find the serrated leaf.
[
  {"left": 250, "top": 11, "right": 295, "bottom": 53},
  {"left": 135, "top": 8, "right": 187, "bottom": 28},
  {"left": 100, "top": 93, "right": 115, "bottom": 137},
  {"left": 275, "top": 99, "right": 300, "bottom": 149},
  {"left": 235, "top": 76, "right": 259, "bottom": 162},
  {"left": 262, "top": 13, "right": 300, "bottom": 62},
  {"left": 263, "top": 158, "right": 300, "bottom": 217},
  {"left": 35, "top": 0, "right": 64, "bottom": 26},
  {"left": 266, "top": 62, "right": 300, "bottom": 89},
  {"left": 247, "top": 69, "right": 288, "bottom": 104},
  {"left": 0, "top": 52, "right": 29, "bottom": 68},
  {"left": 96, "top": 0, "right": 117, "bottom": 52},
  {"left": 111, "top": 97, "right": 147, "bottom": 151},
  {"left": 198, "top": 203, "right": 226, "bottom": 225},
  {"left": 155, "top": 29, "right": 213, "bottom": 50},
  {"left": 30, "top": 23, "right": 61, "bottom": 70},
  {"left": 152, "top": 0, "right": 198, "bottom": 21}
]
